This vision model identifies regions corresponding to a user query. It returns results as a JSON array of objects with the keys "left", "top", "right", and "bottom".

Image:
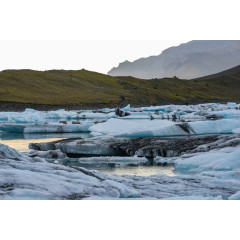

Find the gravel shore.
[{"left": 0, "top": 99, "right": 238, "bottom": 112}]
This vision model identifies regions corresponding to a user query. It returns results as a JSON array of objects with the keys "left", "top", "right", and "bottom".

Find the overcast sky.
[{"left": 0, "top": 40, "right": 189, "bottom": 74}]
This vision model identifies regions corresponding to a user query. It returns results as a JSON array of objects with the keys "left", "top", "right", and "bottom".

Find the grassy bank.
[{"left": 0, "top": 68, "right": 240, "bottom": 107}]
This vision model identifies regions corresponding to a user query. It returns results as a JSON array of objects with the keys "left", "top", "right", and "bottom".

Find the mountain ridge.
[{"left": 108, "top": 40, "right": 240, "bottom": 79}]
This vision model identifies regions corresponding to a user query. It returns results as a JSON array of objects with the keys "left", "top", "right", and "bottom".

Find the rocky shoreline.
[{"left": 1, "top": 99, "right": 238, "bottom": 112}]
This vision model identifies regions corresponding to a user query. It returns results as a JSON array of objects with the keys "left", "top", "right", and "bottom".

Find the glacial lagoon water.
[
  {"left": 0, "top": 128, "right": 177, "bottom": 176},
  {"left": 1, "top": 103, "right": 240, "bottom": 177},
  {"left": 1, "top": 127, "right": 236, "bottom": 177},
  {"left": 0, "top": 132, "right": 91, "bottom": 151}
]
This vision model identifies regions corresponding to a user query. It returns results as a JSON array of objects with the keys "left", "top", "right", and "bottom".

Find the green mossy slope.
[{"left": 0, "top": 67, "right": 240, "bottom": 106}]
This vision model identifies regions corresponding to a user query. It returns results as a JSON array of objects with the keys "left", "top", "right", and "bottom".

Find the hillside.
[
  {"left": 108, "top": 40, "right": 240, "bottom": 79},
  {"left": 0, "top": 67, "right": 240, "bottom": 110},
  {"left": 193, "top": 64, "right": 240, "bottom": 81},
  {"left": 0, "top": 69, "right": 127, "bottom": 105}
]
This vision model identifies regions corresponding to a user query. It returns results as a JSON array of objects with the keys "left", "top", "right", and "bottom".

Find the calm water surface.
[
  {"left": 0, "top": 132, "right": 91, "bottom": 152},
  {"left": 94, "top": 166, "right": 176, "bottom": 176},
  {"left": 0, "top": 131, "right": 176, "bottom": 176}
]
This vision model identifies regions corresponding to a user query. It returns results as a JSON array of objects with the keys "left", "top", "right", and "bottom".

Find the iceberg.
[
  {"left": 90, "top": 118, "right": 240, "bottom": 138},
  {"left": 227, "top": 102, "right": 237, "bottom": 106},
  {"left": 28, "top": 149, "right": 67, "bottom": 159},
  {"left": 0, "top": 109, "right": 116, "bottom": 124},
  {"left": 1, "top": 103, "right": 240, "bottom": 126},
  {"left": 76, "top": 156, "right": 150, "bottom": 168},
  {"left": 121, "top": 104, "right": 131, "bottom": 112},
  {"left": 233, "top": 128, "right": 240, "bottom": 134},
  {"left": 175, "top": 147, "right": 240, "bottom": 174},
  {"left": 0, "top": 122, "right": 93, "bottom": 133},
  {"left": 29, "top": 134, "right": 240, "bottom": 159},
  {"left": 90, "top": 119, "right": 175, "bottom": 137}
]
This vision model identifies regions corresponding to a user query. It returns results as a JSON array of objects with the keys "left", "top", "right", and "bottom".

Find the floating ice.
[
  {"left": 0, "top": 122, "right": 93, "bottom": 133},
  {"left": 229, "top": 191, "right": 240, "bottom": 200},
  {"left": 29, "top": 134, "right": 240, "bottom": 159},
  {"left": 227, "top": 102, "right": 237, "bottom": 106},
  {"left": 233, "top": 128, "right": 240, "bottom": 134},
  {"left": 90, "top": 118, "right": 240, "bottom": 137},
  {"left": 0, "top": 109, "right": 115, "bottom": 124},
  {"left": 175, "top": 147, "right": 240, "bottom": 174},
  {"left": 2, "top": 143, "right": 240, "bottom": 200},
  {"left": 29, "top": 136, "right": 120, "bottom": 156},
  {"left": 28, "top": 149, "right": 67, "bottom": 159},
  {"left": 90, "top": 119, "right": 174, "bottom": 137},
  {"left": 1, "top": 103, "right": 240, "bottom": 126},
  {"left": 121, "top": 104, "right": 131, "bottom": 112}
]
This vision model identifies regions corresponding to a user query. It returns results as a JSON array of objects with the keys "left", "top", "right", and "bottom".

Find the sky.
[{"left": 0, "top": 40, "right": 189, "bottom": 74}]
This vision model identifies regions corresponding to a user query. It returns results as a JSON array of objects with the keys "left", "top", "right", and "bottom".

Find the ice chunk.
[
  {"left": 227, "top": 102, "right": 237, "bottom": 106},
  {"left": 90, "top": 118, "right": 240, "bottom": 138},
  {"left": 0, "top": 124, "right": 26, "bottom": 133},
  {"left": 24, "top": 123, "right": 92, "bottom": 133},
  {"left": 175, "top": 147, "right": 240, "bottom": 174},
  {"left": 28, "top": 149, "right": 67, "bottom": 159},
  {"left": 229, "top": 191, "right": 240, "bottom": 200},
  {"left": 0, "top": 122, "right": 93, "bottom": 133},
  {"left": 74, "top": 156, "right": 151, "bottom": 169},
  {"left": 188, "top": 119, "right": 240, "bottom": 135},
  {"left": 24, "top": 108, "right": 38, "bottom": 113},
  {"left": 89, "top": 119, "right": 174, "bottom": 137},
  {"left": 104, "top": 180, "right": 141, "bottom": 198},
  {"left": 121, "top": 104, "right": 131, "bottom": 112},
  {"left": 29, "top": 134, "right": 239, "bottom": 159},
  {"left": 233, "top": 128, "right": 240, "bottom": 134},
  {"left": 0, "top": 143, "right": 27, "bottom": 160},
  {"left": 1, "top": 103, "right": 240, "bottom": 126},
  {"left": 29, "top": 137, "right": 120, "bottom": 156},
  {"left": 0, "top": 109, "right": 116, "bottom": 124}
]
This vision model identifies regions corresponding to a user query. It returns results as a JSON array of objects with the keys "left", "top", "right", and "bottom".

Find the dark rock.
[
  {"left": 115, "top": 107, "right": 131, "bottom": 117},
  {"left": 120, "top": 96, "right": 125, "bottom": 101}
]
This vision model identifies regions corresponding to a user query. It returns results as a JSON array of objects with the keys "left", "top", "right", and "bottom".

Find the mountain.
[
  {"left": 0, "top": 66, "right": 240, "bottom": 110},
  {"left": 108, "top": 40, "right": 240, "bottom": 79},
  {"left": 193, "top": 63, "right": 240, "bottom": 81}
]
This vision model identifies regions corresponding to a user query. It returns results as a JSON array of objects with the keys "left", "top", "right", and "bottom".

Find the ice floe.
[
  {"left": 2, "top": 103, "right": 240, "bottom": 200},
  {"left": 0, "top": 102, "right": 240, "bottom": 124},
  {"left": 29, "top": 134, "right": 240, "bottom": 159},
  {"left": 0, "top": 109, "right": 115, "bottom": 124},
  {"left": 1, "top": 143, "right": 240, "bottom": 200},
  {"left": 90, "top": 118, "right": 240, "bottom": 137},
  {"left": 0, "top": 122, "right": 93, "bottom": 133},
  {"left": 175, "top": 147, "right": 240, "bottom": 174},
  {"left": 89, "top": 119, "right": 174, "bottom": 137}
]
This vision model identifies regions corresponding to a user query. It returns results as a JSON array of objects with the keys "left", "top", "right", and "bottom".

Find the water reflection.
[
  {"left": 0, "top": 132, "right": 91, "bottom": 152},
  {"left": 100, "top": 165, "right": 176, "bottom": 176},
  {"left": 0, "top": 138, "right": 64, "bottom": 152},
  {"left": 0, "top": 132, "right": 91, "bottom": 140},
  {"left": 61, "top": 157, "right": 176, "bottom": 177}
]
